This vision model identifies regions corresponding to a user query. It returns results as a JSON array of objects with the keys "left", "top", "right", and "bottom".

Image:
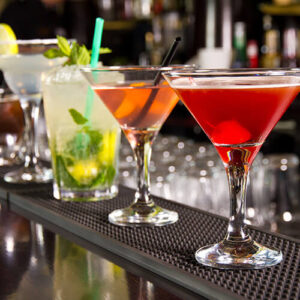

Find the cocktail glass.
[
  {"left": 0, "top": 39, "right": 65, "bottom": 183},
  {"left": 82, "top": 66, "right": 180, "bottom": 226},
  {"left": 164, "top": 68, "right": 300, "bottom": 269}
]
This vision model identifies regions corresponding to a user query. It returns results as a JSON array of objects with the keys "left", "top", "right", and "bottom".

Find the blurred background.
[{"left": 0, "top": 0, "right": 300, "bottom": 237}]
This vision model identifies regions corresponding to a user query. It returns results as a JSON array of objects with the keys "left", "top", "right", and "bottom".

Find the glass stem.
[
  {"left": 20, "top": 99, "right": 40, "bottom": 169},
  {"left": 224, "top": 162, "right": 250, "bottom": 242},
  {"left": 133, "top": 137, "right": 153, "bottom": 206}
]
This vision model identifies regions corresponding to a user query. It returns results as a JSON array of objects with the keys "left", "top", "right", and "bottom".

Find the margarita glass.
[
  {"left": 164, "top": 68, "right": 300, "bottom": 269},
  {"left": 82, "top": 66, "right": 180, "bottom": 226},
  {"left": 0, "top": 39, "right": 65, "bottom": 183}
]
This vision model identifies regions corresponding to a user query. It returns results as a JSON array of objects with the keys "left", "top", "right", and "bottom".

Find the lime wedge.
[{"left": 0, "top": 23, "right": 18, "bottom": 54}]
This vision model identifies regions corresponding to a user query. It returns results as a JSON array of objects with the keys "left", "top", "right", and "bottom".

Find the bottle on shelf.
[
  {"left": 260, "top": 15, "right": 281, "bottom": 68},
  {"left": 247, "top": 40, "right": 259, "bottom": 68},
  {"left": 281, "top": 19, "right": 298, "bottom": 68},
  {"left": 232, "top": 22, "right": 247, "bottom": 68}
]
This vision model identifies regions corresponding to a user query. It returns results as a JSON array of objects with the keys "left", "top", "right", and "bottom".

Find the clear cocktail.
[
  {"left": 82, "top": 66, "right": 180, "bottom": 226},
  {"left": 42, "top": 65, "right": 120, "bottom": 201},
  {"left": 0, "top": 39, "right": 65, "bottom": 183},
  {"left": 164, "top": 69, "right": 300, "bottom": 268}
]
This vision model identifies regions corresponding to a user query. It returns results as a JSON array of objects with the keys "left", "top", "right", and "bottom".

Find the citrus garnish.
[
  {"left": 98, "top": 131, "right": 117, "bottom": 163},
  {"left": 131, "top": 82, "right": 146, "bottom": 87},
  {"left": 0, "top": 24, "right": 18, "bottom": 55},
  {"left": 68, "top": 160, "right": 99, "bottom": 184}
]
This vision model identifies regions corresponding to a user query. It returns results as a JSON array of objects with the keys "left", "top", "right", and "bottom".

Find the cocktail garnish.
[
  {"left": 212, "top": 120, "right": 251, "bottom": 145},
  {"left": 69, "top": 108, "right": 88, "bottom": 125},
  {"left": 43, "top": 35, "right": 111, "bottom": 66},
  {"left": 0, "top": 23, "right": 18, "bottom": 54}
]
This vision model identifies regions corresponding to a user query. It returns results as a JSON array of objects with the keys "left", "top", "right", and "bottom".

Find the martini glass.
[
  {"left": 164, "top": 68, "right": 300, "bottom": 269},
  {"left": 0, "top": 39, "right": 65, "bottom": 183},
  {"left": 82, "top": 66, "right": 180, "bottom": 226}
]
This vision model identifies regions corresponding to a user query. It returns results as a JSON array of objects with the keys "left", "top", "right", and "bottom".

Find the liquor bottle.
[
  {"left": 281, "top": 19, "right": 298, "bottom": 68},
  {"left": 232, "top": 22, "right": 247, "bottom": 68},
  {"left": 260, "top": 15, "right": 281, "bottom": 68},
  {"left": 247, "top": 40, "right": 259, "bottom": 68}
]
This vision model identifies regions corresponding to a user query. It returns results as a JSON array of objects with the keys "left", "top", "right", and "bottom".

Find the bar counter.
[
  {"left": 0, "top": 165, "right": 299, "bottom": 300},
  {"left": 0, "top": 197, "right": 195, "bottom": 300}
]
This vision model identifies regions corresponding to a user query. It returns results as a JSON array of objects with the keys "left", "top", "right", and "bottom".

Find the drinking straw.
[
  {"left": 153, "top": 36, "right": 181, "bottom": 85},
  {"left": 84, "top": 17, "right": 104, "bottom": 119},
  {"left": 131, "top": 37, "right": 182, "bottom": 126}
]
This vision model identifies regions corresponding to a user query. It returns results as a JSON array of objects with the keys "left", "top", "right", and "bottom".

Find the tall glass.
[
  {"left": 82, "top": 66, "right": 180, "bottom": 226},
  {"left": 42, "top": 65, "right": 121, "bottom": 201},
  {"left": 0, "top": 39, "right": 65, "bottom": 183},
  {"left": 164, "top": 68, "right": 300, "bottom": 269}
]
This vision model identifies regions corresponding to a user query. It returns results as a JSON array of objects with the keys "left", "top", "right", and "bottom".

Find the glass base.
[
  {"left": 109, "top": 203, "right": 178, "bottom": 227},
  {"left": 53, "top": 183, "right": 118, "bottom": 202},
  {"left": 4, "top": 165, "right": 52, "bottom": 184},
  {"left": 195, "top": 238, "right": 282, "bottom": 269}
]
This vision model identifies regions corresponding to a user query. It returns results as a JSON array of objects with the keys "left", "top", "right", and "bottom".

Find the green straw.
[{"left": 84, "top": 17, "right": 104, "bottom": 119}]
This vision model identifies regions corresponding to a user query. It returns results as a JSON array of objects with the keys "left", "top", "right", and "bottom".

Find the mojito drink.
[{"left": 42, "top": 65, "right": 121, "bottom": 201}]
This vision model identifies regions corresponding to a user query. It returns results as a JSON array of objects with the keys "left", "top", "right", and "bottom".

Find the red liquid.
[
  {"left": 176, "top": 85, "right": 299, "bottom": 165},
  {"left": 94, "top": 82, "right": 178, "bottom": 130}
]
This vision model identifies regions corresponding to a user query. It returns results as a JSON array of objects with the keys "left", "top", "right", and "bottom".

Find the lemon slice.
[
  {"left": 0, "top": 23, "right": 18, "bottom": 54},
  {"left": 98, "top": 130, "right": 118, "bottom": 163},
  {"left": 68, "top": 160, "right": 99, "bottom": 184}
]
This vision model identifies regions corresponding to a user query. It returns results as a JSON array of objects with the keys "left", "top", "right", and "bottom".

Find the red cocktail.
[{"left": 164, "top": 69, "right": 300, "bottom": 269}]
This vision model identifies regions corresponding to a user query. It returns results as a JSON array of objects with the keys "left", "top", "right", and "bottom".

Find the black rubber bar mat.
[{"left": 0, "top": 168, "right": 299, "bottom": 300}]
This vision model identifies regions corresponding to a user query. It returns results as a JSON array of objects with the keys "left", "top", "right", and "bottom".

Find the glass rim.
[
  {"left": 0, "top": 38, "right": 75, "bottom": 46},
  {"left": 80, "top": 64, "right": 193, "bottom": 73},
  {"left": 163, "top": 67, "right": 300, "bottom": 77}
]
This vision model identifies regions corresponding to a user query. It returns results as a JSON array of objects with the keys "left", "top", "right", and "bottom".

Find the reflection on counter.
[
  {"left": 0, "top": 203, "right": 31, "bottom": 297},
  {"left": 54, "top": 236, "right": 130, "bottom": 300},
  {"left": 0, "top": 202, "right": 181, "bottom": 300}
]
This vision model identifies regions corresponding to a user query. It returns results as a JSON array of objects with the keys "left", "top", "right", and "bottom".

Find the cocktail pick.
[
  {"left": 84, "top": 17, "right": 104, "bottom": 119},
  {"left": 131, "top": 36, "right": 181, "bottom": 126}
]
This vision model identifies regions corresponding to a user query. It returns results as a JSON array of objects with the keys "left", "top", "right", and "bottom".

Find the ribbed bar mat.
[{"left": 0, "top": 168, "right": 299, "bottom": 300}]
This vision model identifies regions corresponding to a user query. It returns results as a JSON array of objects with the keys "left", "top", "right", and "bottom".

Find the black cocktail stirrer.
[{"left": 131, "top": 37, "right": 182, "bottom": 126}]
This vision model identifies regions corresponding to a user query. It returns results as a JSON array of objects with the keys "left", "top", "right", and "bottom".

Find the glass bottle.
[
  {"left": 260, "top": 15, "right": 281, "bottom": 68},
  {"left": 232, "top": 22, "right": 247, "bottom": 68},
  {"left": 281, "top": 19, "right": 298, "bottom": 68}
]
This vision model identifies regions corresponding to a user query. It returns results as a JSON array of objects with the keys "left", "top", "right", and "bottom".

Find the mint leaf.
[
  {"left": 44, "top": 35, "right": 112, "bottom": 65},
  {"left": 43, "top": 48, "right": 64, "bottom": 59},
  {"left": 100, "top": 48, "right": 112, "bottom": 54},
  {"left": 105, "top": 165, "right": 116, "bottom": 185},
  {"left": 89, "top": 48, "right": 112, "bottom": 55},
  {"left": 89, "top": 165, "right": 116, "bottom": 187},
  {"left": 57, "top": 35, "right": 71, "bottom": 56},
  {"left": 77, "top": 45, "right": 90, "bottom": 65},
  {"left": 69, "top": 109, "right": 88, "bottom": 125},
  {"left": 69, "top": 42, "right": 79, "bottom": 65},
  {"left": 64, "top": 126, "right": 103, "bottom": 161},
  {"left": 83, "top": 126, "right": 102, "bottom": 146},
  {"left": 55, "top": 155, "right": 81, "bottom": 188}
]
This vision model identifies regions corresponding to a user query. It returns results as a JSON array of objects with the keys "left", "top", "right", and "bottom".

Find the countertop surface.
[{"left": 0, "top": 198, "right": 196, "bottom": 300}]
